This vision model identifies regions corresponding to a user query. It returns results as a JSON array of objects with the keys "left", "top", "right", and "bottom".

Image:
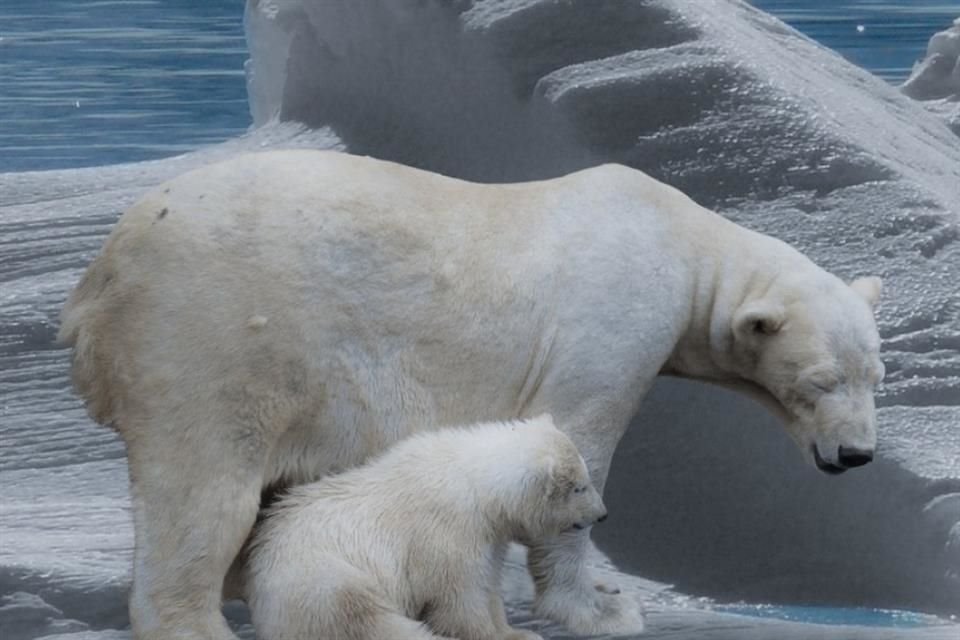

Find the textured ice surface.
[{"left": 3, "top": 0, "right": 960, "bottom": 638}]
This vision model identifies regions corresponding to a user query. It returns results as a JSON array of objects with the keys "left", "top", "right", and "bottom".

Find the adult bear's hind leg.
[{"left": 126, "top": 423, "right": 266, "bottom": 640}]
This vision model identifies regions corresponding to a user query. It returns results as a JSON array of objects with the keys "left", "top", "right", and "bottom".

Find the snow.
[{"left": 2, "top": 0, "right": 960, "bottom": 638}]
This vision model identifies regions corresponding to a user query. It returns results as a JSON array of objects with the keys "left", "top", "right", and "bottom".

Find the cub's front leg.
[
  {"left": 425, "top": 571, "right": 542, "bottom": 640},
  {"left": 484, "top": 579, "right": 543, "bottom": 640},
  {"left": 483, "top": 543, "right": 544, "bottom": 640}
]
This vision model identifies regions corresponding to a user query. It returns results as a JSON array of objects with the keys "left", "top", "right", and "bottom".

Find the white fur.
[
  {"left": 241, "top": 415, "right": 601, "bottom": 640},
  {"left": 58, "top": 150, "right": 883, "bottom": 638}
]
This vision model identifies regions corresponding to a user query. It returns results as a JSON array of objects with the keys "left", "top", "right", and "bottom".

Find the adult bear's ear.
[
  {"left": 849, "top": 276, "right": 882, "bottom": 309},
  {"left": 733, "top": 299, "right": 786, "bottom": 343}
]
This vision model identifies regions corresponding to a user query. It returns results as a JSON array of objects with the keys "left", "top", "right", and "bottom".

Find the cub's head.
[
  {"left": 731, "top": 276, "right": 884, "bottom": 474},
  {"left": 517, "top": 415, "right": 607, "bottom": 539}
]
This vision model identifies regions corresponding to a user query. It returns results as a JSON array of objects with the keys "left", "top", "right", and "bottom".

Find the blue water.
[
  {"left": 715, "top": 604, "right": 951, "bottom": 628},
  {"left": 0, "top": 0, "right": 956, "bottom": 173},
  {"left": 0, "top": 0, "right": 249, "bottom": 171},
  {"left": 752, "top": 0, "right": 959, "bottom": 82}
]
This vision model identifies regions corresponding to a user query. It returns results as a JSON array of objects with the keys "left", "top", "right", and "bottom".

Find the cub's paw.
[{"left": 535, "top": 584, "right": 644, "bottom": 636}]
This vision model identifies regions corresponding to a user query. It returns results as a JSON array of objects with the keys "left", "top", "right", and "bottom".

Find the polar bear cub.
[{"left": 240, "top": 415, "right": 607, "bottom": 640}]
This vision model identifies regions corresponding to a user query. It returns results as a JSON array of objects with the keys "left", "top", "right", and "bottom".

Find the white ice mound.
[
  {"left": 901, "top": 17, "right": 960, "bottom": 135},
  {"left": 902, "top": 17, "right": 960, "bottom": 102},
  {"left": 242, "top": 0, "right": 960, "bottom": 614}
]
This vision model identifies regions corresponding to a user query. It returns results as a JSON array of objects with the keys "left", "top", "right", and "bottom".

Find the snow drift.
[{"left": 2, "top": 0, "right": 959, "bottom": 638}]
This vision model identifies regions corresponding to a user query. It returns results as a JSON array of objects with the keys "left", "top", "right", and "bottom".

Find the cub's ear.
[
  {"left": 733, "top": 299, "right": 786, "bottom": 342},
  {"left": 528, "top": 413, "right": 555, "bottom": 428},
  {"left": 849, "top": 276, "right": 882, "bottom": 309},
  {"left": 534, "top": 454, "right": 557, "bottom": 493}
]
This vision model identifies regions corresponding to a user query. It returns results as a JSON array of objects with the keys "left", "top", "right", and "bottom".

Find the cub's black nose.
[
  {"left": 597, "top": 513, "right": 608, "bottom": 523},
  {"left": 838, "top": 446, "right": 874, "bottom": 468}
]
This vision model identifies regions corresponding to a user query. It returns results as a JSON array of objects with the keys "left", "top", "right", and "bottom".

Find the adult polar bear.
[{"left": 59, "top": 150, "right": 884, "bottom": 640}]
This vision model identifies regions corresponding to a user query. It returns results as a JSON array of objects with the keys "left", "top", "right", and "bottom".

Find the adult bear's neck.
[{"left": 659, "top": 209, "right": 792, "bottom": 423}]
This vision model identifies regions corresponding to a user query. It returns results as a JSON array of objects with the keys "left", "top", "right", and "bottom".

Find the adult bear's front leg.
[
  {"left": 526, "top": 528, "right": 644, "bottom": 636},
  {"left": 521, "top": 386, "right": 649, "bottom": 636},
  {"left": 125, "top": 425, "right": 265, "bottom": 640}
]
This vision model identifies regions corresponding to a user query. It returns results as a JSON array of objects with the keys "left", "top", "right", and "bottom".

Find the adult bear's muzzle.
[{"left": 813, "top": 444, "right": 874, "bottom": 474}]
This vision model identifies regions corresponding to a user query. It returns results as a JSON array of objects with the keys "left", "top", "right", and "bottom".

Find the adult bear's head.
[{"left": 729, "top": 275, "right": 884, "bottom": 474}]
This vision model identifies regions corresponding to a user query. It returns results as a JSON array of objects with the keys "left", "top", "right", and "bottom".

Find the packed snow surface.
[{"left": 2, "top": 0, "right": 959, "bottom": 638}]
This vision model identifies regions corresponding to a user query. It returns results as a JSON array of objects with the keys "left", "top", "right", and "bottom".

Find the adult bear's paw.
[{"left": 534, "top": 582, "right": 645, "bottom": 636}]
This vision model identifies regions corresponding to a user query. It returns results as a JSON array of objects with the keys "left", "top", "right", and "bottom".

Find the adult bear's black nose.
[
  {"left": 596, "top": 512, "right": 608, "bottom": 524},
  {"left": 838, "top": 446, "right": 874, "bottom": 468}
]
